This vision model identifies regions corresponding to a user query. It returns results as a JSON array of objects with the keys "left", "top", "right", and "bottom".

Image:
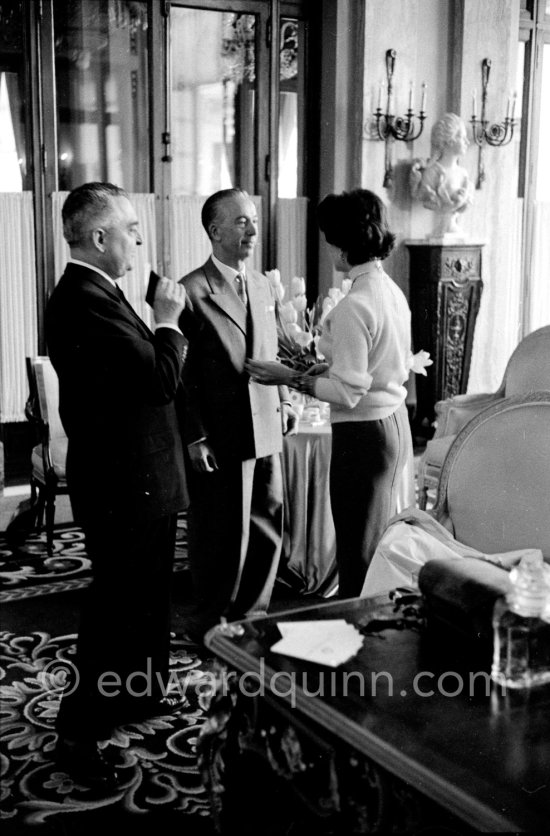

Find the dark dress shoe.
[{"left": 55, "top": 737, "right": 120, "bottom": 790}]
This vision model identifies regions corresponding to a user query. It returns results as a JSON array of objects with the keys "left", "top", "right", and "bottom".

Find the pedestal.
[{"left": 406, "top": 240, "right": 484, "bottom": 434}]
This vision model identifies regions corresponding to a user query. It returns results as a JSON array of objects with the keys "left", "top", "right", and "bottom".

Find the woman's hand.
[{"left": 245, "top": 359, "right": 300, "bottom": 386}]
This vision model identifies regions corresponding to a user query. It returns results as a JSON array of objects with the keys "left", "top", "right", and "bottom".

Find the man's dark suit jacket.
[{"left": 45, "top": 262, "right": 187, "bottom": 525}]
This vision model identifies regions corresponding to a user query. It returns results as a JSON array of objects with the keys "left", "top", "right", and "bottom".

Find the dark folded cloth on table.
[{"left": 418, "top": 557, "right": 511, "bottom": 657}]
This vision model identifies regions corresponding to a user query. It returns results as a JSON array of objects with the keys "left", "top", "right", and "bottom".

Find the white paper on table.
[{"left": 271, "top": 620, "right": 363, "bottom": 667}]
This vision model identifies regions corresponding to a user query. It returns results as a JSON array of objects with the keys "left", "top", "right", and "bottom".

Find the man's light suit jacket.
[{"left": 179, "top": 257, "right": 289, "bottom": 461}]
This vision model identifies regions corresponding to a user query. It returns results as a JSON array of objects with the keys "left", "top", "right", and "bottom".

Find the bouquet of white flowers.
[
  {"left": 266, "top": 269, "right": 351, "bottom": 373},
  {"left": 265, "top": 268, "right": 433, "bottom": 378}
]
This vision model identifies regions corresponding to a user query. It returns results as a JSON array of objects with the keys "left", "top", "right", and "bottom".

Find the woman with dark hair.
[{"left": 247, "top": 188, "right": 419, "bottom": 598}]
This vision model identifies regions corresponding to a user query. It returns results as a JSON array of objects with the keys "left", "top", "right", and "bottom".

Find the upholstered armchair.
[
  {"left": 361, "top": 390, "right": 550, "bottom": 598},
  {"left": 417, "top": 325, "right": 550, "bottom": 508}
]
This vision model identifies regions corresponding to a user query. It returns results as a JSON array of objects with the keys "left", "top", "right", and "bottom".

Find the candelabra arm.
[
  {"left": 385, "top": 49, "right": 396, "bottom": 87},
  {"left": 372, "top": 48, "right": 427, "bottom": 188},
  {"left": 470, "top": 56, "right": 515, "bottom": 188},
  {"left": 383, "top": 134, "right": 394, "bottom": 189},
  {"left": 476, "top": 143, "right": 485, "bottom": 190},
  {"left": 481, "top": 58, "right": 491, "bottom": 96}
]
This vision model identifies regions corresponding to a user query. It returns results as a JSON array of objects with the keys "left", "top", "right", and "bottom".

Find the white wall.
[{"left": 355, "top": 0, "right": 522, "bottom": 393}]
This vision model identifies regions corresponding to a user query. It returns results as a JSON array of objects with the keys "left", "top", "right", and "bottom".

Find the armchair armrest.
[{"left": 433, "top": 387, "right": 505, "bottom": 438}]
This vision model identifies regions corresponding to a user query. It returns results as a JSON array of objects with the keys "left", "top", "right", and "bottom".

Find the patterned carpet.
[
  {"left": 0, "top": 515, "right": 189, "bottom": 602},
  {"left": 0, "top": 517, "right": 217, "bottom": 834},
  {"left": 0, "top": 633, "right": 213, "bottom": 826}
]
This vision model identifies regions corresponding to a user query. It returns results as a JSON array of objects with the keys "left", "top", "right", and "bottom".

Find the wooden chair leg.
[
  {"left": 45, "top": 492, "right": 56, "bottom": 556},
  {"left": 35, "top": 485, "right": 46, "bottom": 533},
  {"left": 417, "top": 486, "right": 428, "bottom": 510}
]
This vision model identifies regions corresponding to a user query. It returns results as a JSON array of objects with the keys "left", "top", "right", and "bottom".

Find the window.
[
  {"left": 518, "top": 0, "right": 550, "bottom": 331},
  {"left": 53, "top": 0, "right": 150, "bottom": 191},
  {"left": 166, "top": 1, "right": 313, "bottom": 287},
  {"left": 170, "top": 8, "right": 258, "bottom": 196},
  {"left": 0, "top": 0, "right": 29, "bottom": 192}
]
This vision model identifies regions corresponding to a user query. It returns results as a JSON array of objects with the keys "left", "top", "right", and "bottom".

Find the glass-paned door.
[
  {"left": 276, "top": 15, "right": 308, "bottom": 292},
  {"left": 51, "top": 0, "right": 153, "bottom": 321},
  {"left": 167, "top": 1, "right": 310, "bottom": 288},
  {"left": 53, "top": 0, "right": 150, "bottom": 191},
  {"left": 0, "top": 72, "right": 25, "bottom": 191},
  {"left": 278, "top": 17, "right": 301, "bottom": 199},
  {"left": 170, "top": 7, "right": 258, "bottom": 196},
  {"left": 0, "top": 0, "right": 30, "bottom": 192},
  {"left": 168, "top": 2, "right": 268, "bottom": 278}
]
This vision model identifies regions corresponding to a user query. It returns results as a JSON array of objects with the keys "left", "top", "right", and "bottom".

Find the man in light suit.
[
  {"left": 179, "top": 188, "right": 298, "bottom": 641},
  {"left": 46, "top": 182, "right": 187, "bottom": 789}
]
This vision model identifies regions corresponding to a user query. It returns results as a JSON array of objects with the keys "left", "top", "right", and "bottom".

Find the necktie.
[{"left": 234, "top": 273, "right": 247, "bottom": 306}]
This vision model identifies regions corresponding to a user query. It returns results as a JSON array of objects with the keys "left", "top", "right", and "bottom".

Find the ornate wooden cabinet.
[{"left": 405, "top": 241, "right": 484, "bottom": 434}]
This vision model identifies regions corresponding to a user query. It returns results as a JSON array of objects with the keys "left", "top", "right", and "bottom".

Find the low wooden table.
[{"left": 200, "top": 594, "right": 550, "bottom": 833}]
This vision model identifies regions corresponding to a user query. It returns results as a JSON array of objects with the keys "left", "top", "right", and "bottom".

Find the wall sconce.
[
  {"left": 371, "top": 49, "right": 427, "bottom": 189},
  {"left": 470, "top": 58, "right": 517, "bottom": 189}
]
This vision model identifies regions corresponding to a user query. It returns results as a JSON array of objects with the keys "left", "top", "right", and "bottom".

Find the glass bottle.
[{"left": 491, "top": 550, "right": 550, "bottom": 689}]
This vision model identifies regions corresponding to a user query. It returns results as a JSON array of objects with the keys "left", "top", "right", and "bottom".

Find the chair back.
[
  {"left": 31, "top": 356, "right": 67, "bottom": 476},
  {"left": 433, "top": 391, "right": 550, "bottom": 559},
  {"left": 33, "top": 357, "right": 65, "bottom": 441},
  {"left": 504, "top": 325, "right": 550, "bottom": 396}
]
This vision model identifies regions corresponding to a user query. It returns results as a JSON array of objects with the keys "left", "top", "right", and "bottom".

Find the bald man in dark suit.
[{"left": 46, "top": 182, "right": 187, "bottom": 789}]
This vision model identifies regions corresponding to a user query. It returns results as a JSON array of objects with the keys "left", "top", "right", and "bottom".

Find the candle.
[
  {"left": 472, "top": 88, "right": 477, "bottom": 118},
  {"left": 420, "top": 82, "right": 427, "bottom": 112},
  {"left": 377, "top": 80, "right": 383, "bottom": 110},
  {"left": 506, "top": 93, "right": 511, "bottom": 119},
  {"left": 510, "top": 91, "right": 517, "bottom": 121},
  {"left": 408, "top": 81, "right": 414, "bottom": 111}
]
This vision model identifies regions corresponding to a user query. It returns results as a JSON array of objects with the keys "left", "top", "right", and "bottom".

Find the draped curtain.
[
  {"left": 0, "top": 193, "right": 37, "bottom": 422},
  {"left": 467, "top": 198, "right": 524, "bottom": 393},
  {"left": 275, "top": 197, "right": 308, "bottom": 298},
  {"left": 529, "top": 201, "right": 550, "bottom": 331},
  {"left": 169, "top": 194, "right": 263, "bottom": 280}
]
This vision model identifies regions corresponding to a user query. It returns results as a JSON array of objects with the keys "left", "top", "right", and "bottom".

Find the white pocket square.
[{"left": 266, "top": 304, "right": 275, "bottom": 312}]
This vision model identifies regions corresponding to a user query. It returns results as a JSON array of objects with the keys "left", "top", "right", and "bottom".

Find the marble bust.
[{"left": 410, "top": 113, "right": 474, "bottom": 238}]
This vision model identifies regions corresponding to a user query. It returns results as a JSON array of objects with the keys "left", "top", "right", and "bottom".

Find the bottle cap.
[{"left": 507, "top": 549, "right": 550, "bottom": 617}]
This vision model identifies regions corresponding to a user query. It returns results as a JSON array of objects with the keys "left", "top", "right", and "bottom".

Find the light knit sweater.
[{"left": 314, "top": 261, "right": 412, "bottom": 422}]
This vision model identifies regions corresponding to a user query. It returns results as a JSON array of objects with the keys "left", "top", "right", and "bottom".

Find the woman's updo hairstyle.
[{"left": 316, "top": 188, "right": 395, "bottom": 265}]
